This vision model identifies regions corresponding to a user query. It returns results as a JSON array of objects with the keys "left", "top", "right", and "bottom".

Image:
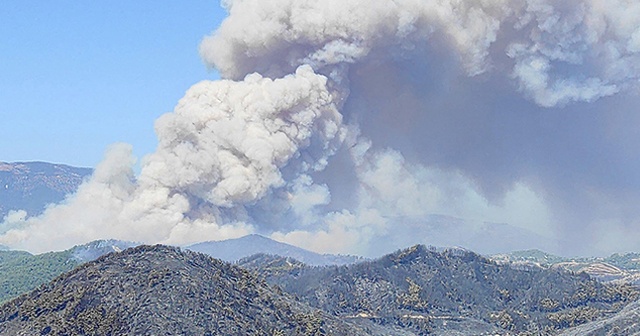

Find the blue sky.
[{"left": 1, "top": 1, "right": 227, "bottom": 167}]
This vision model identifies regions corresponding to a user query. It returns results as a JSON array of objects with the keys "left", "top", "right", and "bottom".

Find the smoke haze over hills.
[{"left": 2, "top": 0, "right": 640, "bottom": 256}]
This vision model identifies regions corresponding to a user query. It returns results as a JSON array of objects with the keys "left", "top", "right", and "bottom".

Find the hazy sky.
[{"left": 1, "top": 1, "right": 226, "bottom": 167}]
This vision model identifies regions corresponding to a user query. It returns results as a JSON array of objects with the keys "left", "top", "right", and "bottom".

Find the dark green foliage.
[
  {"left": 0, "top": 240, "right": 137, "bottom": 304},
  {"left": 0, "top": 250, "right": 79, "bottom": 304}
]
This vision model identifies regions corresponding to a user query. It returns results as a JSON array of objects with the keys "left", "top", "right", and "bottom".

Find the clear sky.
[{"left": 1, "top": 1, "right": 227, "bottom": 168}]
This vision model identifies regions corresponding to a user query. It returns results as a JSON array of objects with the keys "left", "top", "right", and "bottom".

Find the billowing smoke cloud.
[{"left": 2, "top": 0, "right": 640, "bottom": 256}]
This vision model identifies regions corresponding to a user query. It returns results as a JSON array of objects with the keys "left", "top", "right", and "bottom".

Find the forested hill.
[
  {"left": 241, "top": 245, "right": 639, "bottom": 335},
  {"left": 0, "top": 239, "right": 138, "bottom": 304},
  {"left": 0, "top": 245, "right": 373, "bottom": 336}
]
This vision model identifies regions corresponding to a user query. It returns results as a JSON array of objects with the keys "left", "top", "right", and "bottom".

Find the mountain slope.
[
  {"left": 0, "top": 240, "right": 138, "bottom": 303},
  {"left": 559, "top": 300, "right": 640, "bottom": 336},
  {"left": 0, "top": 250, "right": 77, "bottom": 304},
  {"left": 491, "top": 250, "right": 640, "bottom": 286},
  {"left": 0, "top": 161, "right": 91, "bottom": 219},
  {"left": 186, "top": 234, "right": 362, "bottom": 266},
  {"left": 0, "top": 245, "right": 369, "bottom": 336},
  {"left": 242, "top": 245, "right": 639, "bottom": 335}
]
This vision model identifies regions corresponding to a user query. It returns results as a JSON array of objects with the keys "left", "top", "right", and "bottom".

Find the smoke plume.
[{"left": 3, "top": 0, "right": 640, "bottom": 256}]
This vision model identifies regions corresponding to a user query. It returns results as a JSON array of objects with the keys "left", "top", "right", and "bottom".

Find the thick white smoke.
[
  {"left": 3, "top": 0, "right": 640, "bottom": 255},
  {"left": 0, "top": 65, "right": 344, "bottom": 253}
]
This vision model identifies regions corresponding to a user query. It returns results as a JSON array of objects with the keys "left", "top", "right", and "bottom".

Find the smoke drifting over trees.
[{"left": 3, "top": 0, "right": 640, "bottom": 255}]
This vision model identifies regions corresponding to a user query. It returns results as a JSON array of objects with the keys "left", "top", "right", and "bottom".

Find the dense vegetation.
[
  {"left": 0, "top": 250, "right": 79, "bottom": 304},
  {"left": 241, "top": 245, "right": 639, "bottom": 335},
  {"left": 0, "top": 245, "right": 373, "bottom": 336},
  {"left": 0, "top": 240, "right": 138, "bottom": 304},
  {"left": 0, "top": 244, "right": 638, "bottom": 335},
  {"left": 558, "top": 300, "right": 640, "bottom": 335}
]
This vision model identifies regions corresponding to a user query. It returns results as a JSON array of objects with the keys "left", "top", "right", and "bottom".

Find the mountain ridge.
[
  {"left": 242, "top": 244, "right": 639, "bottom": 335},
  {"left": 0, "top": 245, "right": 372, "bottom": 335},
  {"left": 491, "top": 249, "right": 640, "bottom": 286},
  {"left": 185, "top": 234, "right": 364, "bottom": 266},
  {"left": 0, "top": 161, "right": 92, "bottom": 220},
  {"left": 0, "top": 243, "right": 638, "bottom": 335},
  {"left": 0, "top": 239, "right": 138, "bottom": 304}
]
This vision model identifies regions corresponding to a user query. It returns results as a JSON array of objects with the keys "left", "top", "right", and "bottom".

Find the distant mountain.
[
  {"left": 185, "top": 234, "right": 363, "bottom": 266},
  {"left": 0, "top": 239, "right": 138, "bottom": 303},
  {"left": 0, "top": 161, "right": 92, "bottom": 220},
  {"left": 242, "top": 245, "right": 639, "bottom": 335},
  {"left": 0, "top": 245, "right": 370, "bottom": 336},
  {"left": 491, "top": 250, "right": 640, "bottom": 286},
  {"left": 367, "top": 214, "right": 562, "bottom": 256},
  {"left": 68, "top": 239, "right": 139, "bottom": 263}
]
